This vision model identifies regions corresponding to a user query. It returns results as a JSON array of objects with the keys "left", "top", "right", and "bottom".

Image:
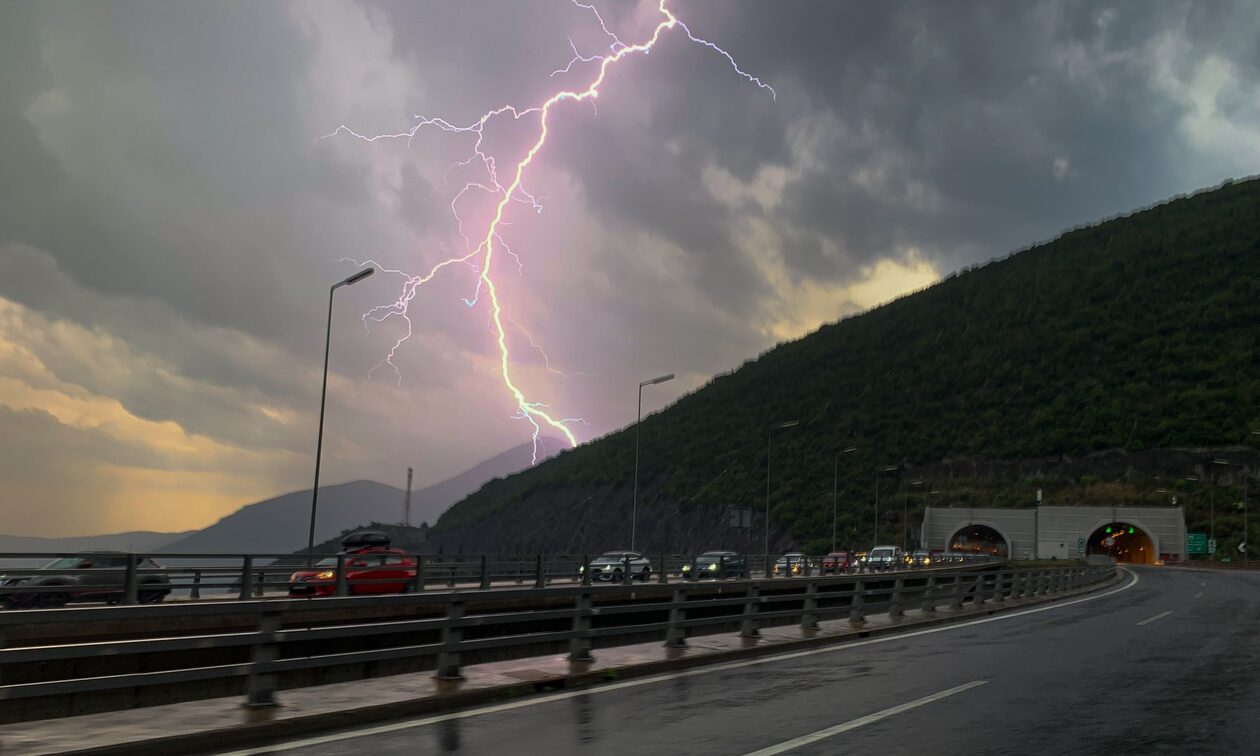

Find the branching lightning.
[{"left": 325, "top": 0, "right": 773, "bottom": 462}]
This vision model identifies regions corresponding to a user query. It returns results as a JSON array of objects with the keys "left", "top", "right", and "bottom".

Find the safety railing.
[
  {"left": 0, "top": 561, "right": 1114, "bottom": 722},
  {"left": 0, "top": 551, "right": 1001, "bottom": 610}
]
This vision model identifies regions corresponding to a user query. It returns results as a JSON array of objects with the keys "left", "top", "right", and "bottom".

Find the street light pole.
[
  {"left": 831, "top": 447, "right": 858, "bottom": 552},
  {"left": 631, "top": 373, "right": 674, "bottom": 551},
  {"left": 1212, "top": 458, "right": 1230, "bottom": 549},
  {"left": 307, "top": 267, "right": 374, "bottom": 558},
  {"left": 874, "top": 465, "right": 896, "bottom": 547},
  {"left": 908, "top": 480, "right": 927, "bottom": 552},
  {"left": 765, "top": 420, "right": 800, "bottom": 559}
]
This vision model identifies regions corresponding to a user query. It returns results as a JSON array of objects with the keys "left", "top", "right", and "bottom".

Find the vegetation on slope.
[{"left": 435, "top": 178, "right": 1260, "bottom": 550}]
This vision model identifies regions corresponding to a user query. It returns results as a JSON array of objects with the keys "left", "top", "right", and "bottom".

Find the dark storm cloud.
[{"left": 540, "top": 0, "right": 1260, "bottom": 288}]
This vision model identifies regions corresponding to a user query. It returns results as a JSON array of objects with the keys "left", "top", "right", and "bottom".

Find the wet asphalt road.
[{"left": 244, "top": 566, "right": 1260, "bottom": 756}]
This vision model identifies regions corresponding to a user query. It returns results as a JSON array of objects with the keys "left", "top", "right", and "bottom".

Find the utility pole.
[{"left": 404, "top": 466, "right": 413, "bottom": 527}]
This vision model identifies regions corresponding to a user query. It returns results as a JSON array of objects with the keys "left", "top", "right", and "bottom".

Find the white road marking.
[
  {"left": 1137, "top": 610, "right": 1173, "bottom": 626},
  {"left": 217, "top": 568, "right": 1139, "bottom": 755},
  {"left": 1194, "top": 591, "right": 1204, "bottom": 599},
  {"left": 740, "top": 680, "right": 989, "bottom": 755}
]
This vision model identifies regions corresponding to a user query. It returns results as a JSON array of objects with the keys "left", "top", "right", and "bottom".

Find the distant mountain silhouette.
[
  {"left": 157, "top": 437, "right": 562, "bottom": 555},
  {"left": 0, "top": 530, "right": 191, "bottom": 556}
]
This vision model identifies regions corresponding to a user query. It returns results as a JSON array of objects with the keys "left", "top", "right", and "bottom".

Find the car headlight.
[
  {"left": 681, "top": 564, "right": 691, "bottom": 571},
  {"left": 578, "top": 566, "right": 585, "bottom": 573},
  {"left": 314, "top": 570, "right": 335, "bottom": 580},
  {"left": 706, "top": 563, "right": 717, "bottom": 570}
]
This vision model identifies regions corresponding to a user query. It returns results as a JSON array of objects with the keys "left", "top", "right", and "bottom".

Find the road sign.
[
  {"left": 1187, "top": 532, "right": 1208, "bottom": 555},
  {"left": 1208, "top": 539, "right": 1217, "bottom": 555},
  {"left": 730, "top": 508, "right": 752, "bottom": 529},
  {"left": 1239, "top": 542, "right": 1247, "bottom": 554},
  {"left": 1076, "top": 537, "right": 1085, "bottom": 556}
]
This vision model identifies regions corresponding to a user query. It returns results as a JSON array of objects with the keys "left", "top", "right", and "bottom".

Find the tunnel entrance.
[
  {"left": 1087, "top": 522, "right": 1155, "bottom": 564},
  {"left": 949, "top": 524, "right": 1009, "bottom": 558}
]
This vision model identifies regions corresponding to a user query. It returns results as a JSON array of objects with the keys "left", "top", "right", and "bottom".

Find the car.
[
  {"left": 820, "top": 551, "right": 857, "bottom": 574},
  {"left": 0, "top": 552, "right": 170, "bottom": 609},
  {"left": 579, "top": 551, "right": 652, "bottom": 582},
  {"left": 681, "top": 551, "right": 747, "bottom": 580},
  {"left": 865, "top": 545, "right": 904, "bottom": 572},
  {"left": 907, "top": 549, "right": 932, "bottom": 567},
  {"left": 288, "top": 530, "right": 416, "bottom": 597},
  {"left": 772, "top": 552, "right": 813, "bottom": 576}
]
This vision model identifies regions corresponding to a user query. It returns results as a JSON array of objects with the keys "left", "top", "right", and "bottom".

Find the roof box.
[{"left": 340, "top": 530, "right": 391, "bottom": 550}]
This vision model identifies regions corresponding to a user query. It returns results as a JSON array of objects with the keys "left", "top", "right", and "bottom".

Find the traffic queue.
[{"left": 281, "top": 531, "right": 975, "bottom": 599}]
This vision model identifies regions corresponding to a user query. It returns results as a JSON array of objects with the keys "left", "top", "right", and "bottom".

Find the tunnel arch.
[
  {"left": 948, "top": 522, "right": 1010, "bottom": 558},
  {"left": 1086, "top": 520, "right": 1158, "bottom": 564}
]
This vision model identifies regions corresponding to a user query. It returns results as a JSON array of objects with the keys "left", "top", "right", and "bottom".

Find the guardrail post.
[
  {"left": 973, "top": 573, "right": 986, "bottom": 606},
  {"left": 581, "top": 555, "right": 591, "bottom": 586},
  {"left": 949, "top": 575, "right": 965, "bottom": 609},
  {"left": 690, "top": 554, "right": 698, "bottom": 582},
  {"left": 334, "top": 554, "right": 348, "bottom": 596},
  {"left": 435, "top": 600, "right": 465, "bottom": 680},
  {"left": 658, "top": 555, "right": 668, "bottom": 584},
  {"left": 665, "top": 587, "right": 688, "bottom": 648},
  {"left": 992, "top": 571, "right": 1007, "bottom": 603},
  {"left": 244, "top": 608, "right": 282, "bottom": 708},
  {"left": 719, "top": 555, "right": 728, "bottom": 581},
  {"left": 621, "top": 554, "right": 632, "bottom": 584},
  {"left": 740, "top": 584, "right": 761, "bottom": 638},
  {"left": 888, "top": 577, "right": 904, "bottom": 618},
  {"left": 801, "top": 582, "right": 820, "bottom": 630},
  {"left": 848, "top": 579, "right": 866, "bottom": 624},
  {"left": 191, "top": 569, "right": 202, "bottom": 600},
  {"left": 568, "top": 592, "right": 594, "bottom": 663},
  {"left": 411, "top": 556, "right": 425, "bottom": 592},
  {"left": 123, "top": 554, "right": 139, "bottom": 605},
  {"left": 533, "top": 554, "right": 546, "bottom": 589},
  {"left": 479, "top": 555, "right": 491, "bottom": 589},
  {"left": 255, "top": 570, "right": 265, "bottom": 598},
  {"left": 921, "top": 575, "right": 937, "bottom": 613},
  {"left": 238, "top": 556, "right": 253, "bottom": 601},
  {"left": 765, "top": 555, "right": 773, "bottom": 579}
]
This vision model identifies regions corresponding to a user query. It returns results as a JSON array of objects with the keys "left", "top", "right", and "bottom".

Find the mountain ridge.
[{"left": 429, "top": 177, "right": 1260, "bottom": 554}]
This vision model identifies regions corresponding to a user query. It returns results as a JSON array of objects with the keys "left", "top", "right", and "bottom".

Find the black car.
[
  {"left": 682, "top": 551, "right": 747, "bottom": 580},
  {"left": 0, "top": 552, "right": 171, "bottom": 609}
]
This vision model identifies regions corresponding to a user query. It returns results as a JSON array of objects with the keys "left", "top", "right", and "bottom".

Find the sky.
[{"left": 1, "top": 0, "right": 1259, "bottom": 537}]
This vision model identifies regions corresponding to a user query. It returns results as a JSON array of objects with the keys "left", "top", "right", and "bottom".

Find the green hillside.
[{"left": 435, "top": 178, "right": 1260, "bottom": 550}]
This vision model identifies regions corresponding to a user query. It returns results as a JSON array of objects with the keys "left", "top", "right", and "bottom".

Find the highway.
[{"left": 226, "top": 566, "right": 1260, "bottom": 755}]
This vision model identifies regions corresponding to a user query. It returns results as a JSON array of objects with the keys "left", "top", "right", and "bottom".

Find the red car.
[
  {"left": 288, "top": 531, "right": 416, "bottom": 597},
  {"left": 820, "top": 551, "right": 856, "bottom": 575}
]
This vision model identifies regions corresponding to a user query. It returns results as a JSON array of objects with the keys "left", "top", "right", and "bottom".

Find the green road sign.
[
  {"left": 1076, "top": 537, "right": 1085, "bottom": 556},
  {"left": 1187, "top": 532, "right": 1208, "bottom": 555}
]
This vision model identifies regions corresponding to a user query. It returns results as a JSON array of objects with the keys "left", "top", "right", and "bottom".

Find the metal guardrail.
[
  {"left": 0, "top": 561, "right": 1113, "bottom": 720},
  {"left": 0, "top": 551, "right": 1001, "bottom": 608}
]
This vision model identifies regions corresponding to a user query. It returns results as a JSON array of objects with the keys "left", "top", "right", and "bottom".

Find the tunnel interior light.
[
  {"left": 1128, "top": 527, "right": 1135, "bottom": 534},
  {"left": 1105, "top": 526, "right": 1112, "bottom": 533}
]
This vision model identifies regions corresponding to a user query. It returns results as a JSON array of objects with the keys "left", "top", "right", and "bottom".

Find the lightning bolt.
[{"left": 325, "top": 0, "right": 773, "bottom": 460}]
